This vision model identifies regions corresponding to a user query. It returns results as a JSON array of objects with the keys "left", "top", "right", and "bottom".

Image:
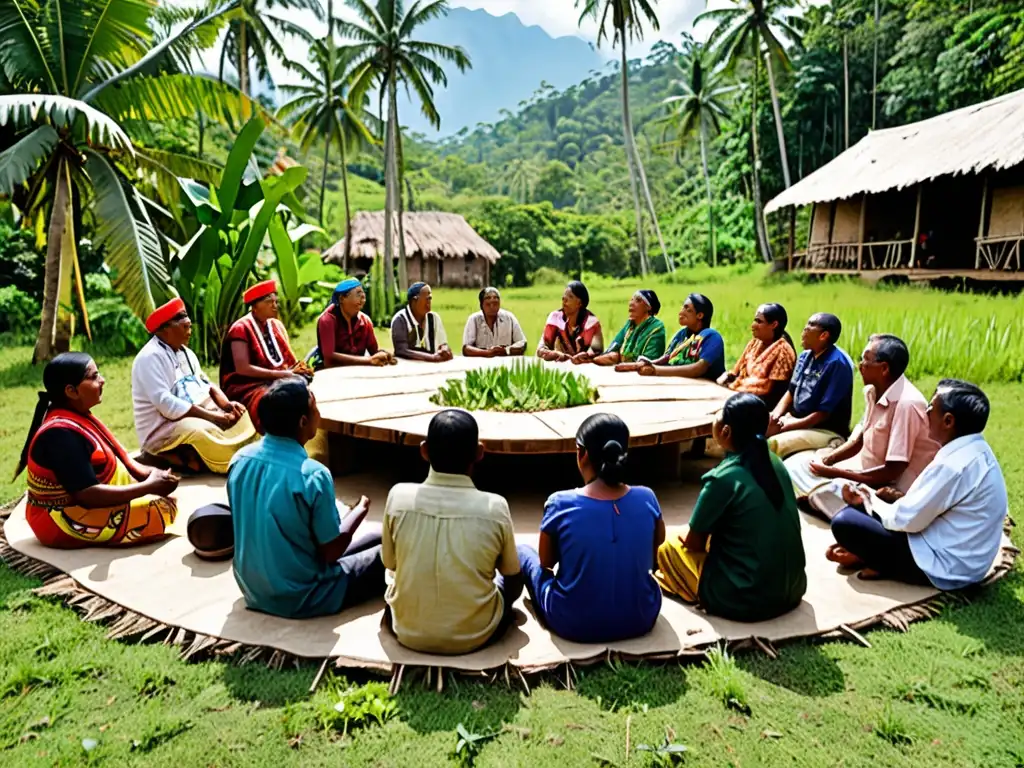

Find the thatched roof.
[
  {"left": 765, "top": 88, "right": 1024, "bottom": 213},
  {"left": 322, "top": 211, "right": 501, "bottom": 264}
]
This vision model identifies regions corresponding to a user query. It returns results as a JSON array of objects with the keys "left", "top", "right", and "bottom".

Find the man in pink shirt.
[{"left": 784, "top": 334, "right": 940, "bottom": 517}]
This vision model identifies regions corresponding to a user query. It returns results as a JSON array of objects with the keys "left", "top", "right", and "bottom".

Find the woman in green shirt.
[
  {"left": 655, "top": 393, "right": 807, "bottom": 622},
  {"left": 588, "top": 290, "right": 666, "bottom": 367}
]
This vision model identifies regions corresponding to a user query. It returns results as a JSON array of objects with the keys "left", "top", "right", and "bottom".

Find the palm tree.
[
  {"left": 0, "top": 0, "right": 256, "bottom": 361},
  {"left": 339, "top": 0, "right": 470, "bottom": 294},
  {"left": 278, "top": 45, "right": 375, "bottom": 244},
  {"left": 661, "top": 37, "right": 735, "bottom": 267},
  {"left": 501, "top": 156, "right": 542, "bottom": 203},
  {"left": 219, "top": 0, "right": 324, "bottom": 106},
  {"left": 575, "top": 0, "right": 673, "bottom": 275},
  {"left": 697, "top": 0, "right": 803, "bottom": 262}
]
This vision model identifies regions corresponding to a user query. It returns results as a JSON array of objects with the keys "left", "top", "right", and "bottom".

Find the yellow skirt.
[
  {"left": 155, "top": 412, "right": 257, "bottom": 474},
  {"left": 654, "top": 526, "right": 707, "bottom": 604}
]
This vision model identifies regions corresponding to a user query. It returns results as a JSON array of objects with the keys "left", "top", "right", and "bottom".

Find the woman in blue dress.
[{"left": 517, "top": 414, "right": 666, "bottom": 643}]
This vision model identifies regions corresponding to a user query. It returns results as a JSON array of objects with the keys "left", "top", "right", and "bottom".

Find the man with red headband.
[
  {"left": 219, "top": 280, "right": 313, "bottom": 433},
  {"left": 131, "top": 298, "right": 257, "bottom": 474}
]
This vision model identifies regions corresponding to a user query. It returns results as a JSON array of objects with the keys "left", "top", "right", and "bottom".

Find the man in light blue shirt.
[
  {"left": 228, "top": 379, "right": 384, "bottom": 618},
  {"left": 827, "top": 378, "right": 1008, "bottom": 589}
]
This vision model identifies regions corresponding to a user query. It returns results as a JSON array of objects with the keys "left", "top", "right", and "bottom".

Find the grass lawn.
[{"left": 1, "top": 268, "right": 1022, "bottom": 766}]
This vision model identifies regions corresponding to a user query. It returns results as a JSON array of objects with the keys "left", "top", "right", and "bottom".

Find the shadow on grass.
[
  {"left": 394, "top": 671, "right": 524, "bottom": 734},
  {"left": 941, "top": 572, "right": 1024, "bottom": 657},
  {"left": 574, "top": 659, "right": 689, "bottom": 712},
  {"left": 738, "top": 644, "right": 846, "bottom": 697},
  {"left": 218, "top": 661, "right": 321, "bottom": 707}
]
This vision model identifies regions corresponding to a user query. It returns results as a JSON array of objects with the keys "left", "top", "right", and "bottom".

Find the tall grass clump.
[{"left": 431, "top": 359, "right": 598, "bottom": 412}]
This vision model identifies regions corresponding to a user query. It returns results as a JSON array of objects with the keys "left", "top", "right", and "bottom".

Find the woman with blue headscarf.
[
  {"left": 313, "top": 278, "right": 395, "bottom": 369},
  {"left": 391, "top": 282, "right": 452, "bottom": 362}
]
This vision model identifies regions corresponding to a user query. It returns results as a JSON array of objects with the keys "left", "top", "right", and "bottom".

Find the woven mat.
[{"left": 2, "top": 474, "right": 1017, "bottom": 673}]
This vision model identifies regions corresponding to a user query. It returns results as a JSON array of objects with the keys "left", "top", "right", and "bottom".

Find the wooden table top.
[{"left": 310, "top": 357, "right": 732, "bottom": 454}]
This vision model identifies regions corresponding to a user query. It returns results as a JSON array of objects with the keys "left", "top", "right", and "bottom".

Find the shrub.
[
  {"left": 83, "top": 297, "right": 150, "bottom": 356},
  {"left": 0, "top": 285, "right": 38, "bottom": 342},
  {"left": 529, "top": 266, "right": 570, "bottom": 286},
  {"left": 430, "top": 359, "right": 598, "bottom": 412}
]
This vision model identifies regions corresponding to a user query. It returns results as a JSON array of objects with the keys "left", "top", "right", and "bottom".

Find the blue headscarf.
[
  {"left": 408, "top": 282, "right": 427, "bottom": 302},
  {"left": 331, "top": 278, "right": 361, "bottom": 307}
]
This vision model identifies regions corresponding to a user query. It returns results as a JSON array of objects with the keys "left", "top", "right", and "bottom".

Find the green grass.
[{"left": 1, "top": 267, "right": 1023, "bottom": 766}]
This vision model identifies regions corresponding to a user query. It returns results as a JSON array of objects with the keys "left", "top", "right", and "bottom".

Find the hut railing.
[
  {"left": 975, "top": 234, "right": 1023, "bottom": 271},
  {"left": 799, "top": 239, "right": 913, "bottom": 270}
]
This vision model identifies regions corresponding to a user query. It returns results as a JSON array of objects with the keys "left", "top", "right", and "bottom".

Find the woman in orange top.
[
  {"left": 718, "top": 303, "right": 796, "bottom": 409},
  {"left": 15, "top": 353, "right": 179, "bottom": 548}
]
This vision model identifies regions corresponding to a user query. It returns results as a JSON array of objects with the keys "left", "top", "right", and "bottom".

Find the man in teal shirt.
[{"left": 227, "top": 379, "right": 383, "bottom": 618}]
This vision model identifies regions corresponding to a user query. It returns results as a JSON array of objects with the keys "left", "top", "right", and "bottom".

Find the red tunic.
[{"left": 220, "top": 314, "right": 298, "bottom": 433}]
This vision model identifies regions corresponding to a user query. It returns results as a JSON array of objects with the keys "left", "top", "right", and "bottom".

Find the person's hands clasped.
[
  {"left": 840, "top": 483, "right": 867, "bottom": 508},
  {"left": 717, "top": 371, "right": 736, "bottom": 386},
  {"left": 489, "top": 346, "right": 508, "bottom": 357},
  {"left": 369, "top": 350, "right": 391, "bottom": 367},
  {"left": 637, "top": 363, "right": 656, "bottom": 377}
]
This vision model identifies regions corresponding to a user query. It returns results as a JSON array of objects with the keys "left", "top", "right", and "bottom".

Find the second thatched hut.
[{"left": 322, "top": 211, "right": 501, "bottom": 288}]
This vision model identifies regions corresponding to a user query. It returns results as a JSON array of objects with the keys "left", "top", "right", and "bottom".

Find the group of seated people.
[{"left": 14, "top": 277, "right": 1009, "bottom": 654}]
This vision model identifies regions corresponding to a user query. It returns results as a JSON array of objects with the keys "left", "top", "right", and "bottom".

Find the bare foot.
[{"left": 825, "top": 543, "right": 865, "bottom": 569}]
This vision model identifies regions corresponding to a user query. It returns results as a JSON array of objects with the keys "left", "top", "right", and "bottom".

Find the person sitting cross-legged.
[
  {"left": 786, "top": 334, "right": 939, "bottom": 517},
  {"left": 462, "top": 286, "right": 528, "bottom": 358},
  {"left": 517, "top": 414, "right": 666, "bottom": 643},
  {"left": 827, "top": 379, "right": 1009, "bottom": 588},
  {"left": 620, "top": 293, "right": 725, "bottom": 380},
  {"left": 132, "top": 298, "right": 257, "bottom": 474},
  {"left": 228, "top": 378, "right": 385, "bottom": 619},
  {"left": 586, "top": 289, "right": 665, "bottom": 367},
  {"left": 220, "top": 280, "right": 313, "bottom": 434},
  {"left": 656, "top": 394, "right": 807, "bottom": 621},
  {"left": 537, "top": 280, "right": 603, "bottom": 363},
  {"left": 382, "top": 410, "right": 523, "bottom": 654},
  {"left": 766, "top": 312, "right": 855, "bottom": 459}
]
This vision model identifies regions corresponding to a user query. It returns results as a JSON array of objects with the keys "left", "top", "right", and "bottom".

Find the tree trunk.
[
  {"left": 872, "top": 0, "right": 880, "bottom": 129},
  {"left": 390, "top": 77, "right": 408, "bottom": 293},
  {"left": 340, "top": 138, "right": 352, "bottom": 273},
  {"left": 320, "top": 139, "right": 330, "bottom": 226},
  {"left": 381, "top": 69, "right": 396, "bottom": 300},
  {"left": 764, "top": 50, "right": 792, "bottom": 189},
  {"left": 699, "top": 125, "right": 716, "bottom": 268},
  {"left": 750, "top": 47, "right": 773, "bottom": 263},
  {"left": 34, "top": 159, "right": 73, "bottom": 363},
  {"left": 843, "top": 33, "right": 850, "bottom": 149},
  {"left": 239, "top": 20, "right": 250, "bottom": 120},
  {"left": 619, "top": 42, "right": 648, "bottom": 276}
]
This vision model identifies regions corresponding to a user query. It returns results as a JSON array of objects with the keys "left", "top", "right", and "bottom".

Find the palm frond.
[
  {"left": 0, "top": 0, "right": 59, "bottom": 92},
  {"left": 0, "top": 93, "right": 132, "bottom": 152},
  {"left": 399, "top": 0, "right": 450, "bottom": 38},
  {"left": 68, "top": 0, "right": 154, "bottom": 97},
  {"left": 86, "top": 150, "right": 170, "bottom": 319},
  {"left": 0, "top": 124, "right": 58, "bottom": 195}
]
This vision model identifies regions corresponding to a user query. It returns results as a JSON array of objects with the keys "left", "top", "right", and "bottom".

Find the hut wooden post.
[
  {"left": 975, "top": 176, "right": 988, "bottom": 269},
  {"left": 910, "top": 185, "right": 923, "bottom": 268},
  {"left": 856, "top": 194, "right": 867, "bottom": 271},
  {"left": 787, "top": 207, "right": 796, "bottom": 271}
]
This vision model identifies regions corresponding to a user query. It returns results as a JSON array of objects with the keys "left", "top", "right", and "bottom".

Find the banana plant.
[
  {"left": 173, "top": 117, "right": 308, "bottom": 362},
  {"left": 268, "top": 212, "right": 327, "bottom": 327}
]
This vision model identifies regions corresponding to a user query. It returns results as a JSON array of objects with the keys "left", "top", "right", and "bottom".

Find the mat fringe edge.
[{"left": 2, "top": 501, "right": 1019, "bottom": 681}]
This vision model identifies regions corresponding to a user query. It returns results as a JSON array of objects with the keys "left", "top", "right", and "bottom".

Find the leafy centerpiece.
[{"left": 430, "top": 360, "right": 599, "bottom": 413}]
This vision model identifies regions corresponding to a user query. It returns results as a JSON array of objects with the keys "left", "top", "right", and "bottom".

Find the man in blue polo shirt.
[
  {"left": 227, "top": 378, "right": 384, "bottom": 618},
  {"left": 766, "top": 313, "right": 854, "bottom": 458}
]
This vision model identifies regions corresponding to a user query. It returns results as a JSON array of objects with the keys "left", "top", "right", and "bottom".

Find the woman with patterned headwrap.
[
  {"left": 588, "top": 289, "right": 666, "bottom": 367},
  {"left": 537, "top": 281, "right": 603, "bottom": 363},
  {"left": 220, "top": 280, "right": 312, "bottom": 433},
  {"left": 313, "top": 278, "right": 395, "bottom": 368},
  {"left": 391, "top": 282, "right": 452, "bottom": 362}
]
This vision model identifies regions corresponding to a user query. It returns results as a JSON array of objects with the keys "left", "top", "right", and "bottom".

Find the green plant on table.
[{"left": 430, "top": 359, "right": 599, "bottom": 412}]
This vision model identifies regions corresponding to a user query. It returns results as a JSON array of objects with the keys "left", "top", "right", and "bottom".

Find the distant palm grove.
[{"left": 1, "top": 0, "right": 1022, "bottom": 361}]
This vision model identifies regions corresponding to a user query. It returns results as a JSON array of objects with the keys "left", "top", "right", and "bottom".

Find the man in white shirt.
[
  {"left": 132, "top": 298, "right": 257, "bottom": 474},
  {"left": 827, "top": 379, "right": 1008, "bottom": 588},
  {"left": 462, "top": 287, "right": 527, "bottom": 358},
  {"left": 390, "top": 282, "right": 452, "bottom": 362}
]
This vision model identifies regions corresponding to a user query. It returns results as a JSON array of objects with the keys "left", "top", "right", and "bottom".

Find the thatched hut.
[
  {"left": 766, "top": 88, "right": 1024, "bottom": 282},
  {"left": 322, "top": 211, "right": 501, "bottom": 288}
]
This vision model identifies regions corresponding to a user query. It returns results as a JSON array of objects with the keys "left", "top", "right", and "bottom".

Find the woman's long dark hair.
[
  {"left": 759, "top": 303, "right": 794, "bottom": 349},
  {"left": 15, "top": 352, "right": 92, "bottom": 479},
  {"left": 688, "top": 293, "right": 713, "bottom": 328},
  {"left": 576, "top": 413, "right": 629, "bottom": 485},
  {"left": 567, "top": 280, "right": 591, "bottom": 326},
  {"left": 721, "top": 393, "right": 785, "bottom": 509}
]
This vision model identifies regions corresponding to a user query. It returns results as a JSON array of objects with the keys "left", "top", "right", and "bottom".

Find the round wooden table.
[{"left": 311, "top": 357, "right": 732, "bottom": 455}]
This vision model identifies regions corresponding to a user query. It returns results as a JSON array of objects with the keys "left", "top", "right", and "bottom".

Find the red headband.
[
  {"left": 243, "top": 279, "right": 277, "bottom": 305},
  {"left": 145, "top": 298, "right": 186, "bottom": 333}
]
